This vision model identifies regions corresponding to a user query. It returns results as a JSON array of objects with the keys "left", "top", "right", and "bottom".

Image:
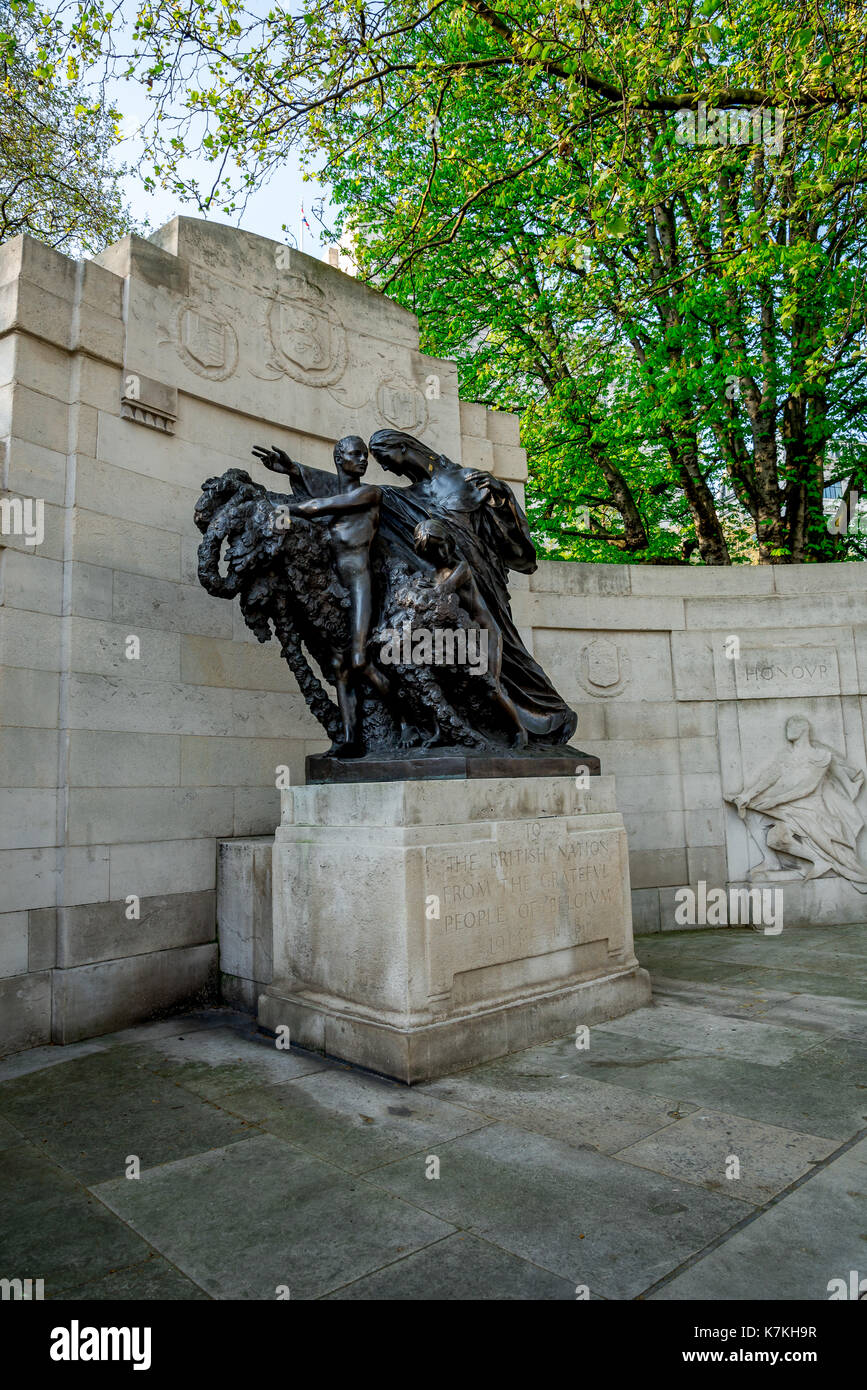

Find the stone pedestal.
[{"left": 259, "top": 775, "right": 650, "bottom": 1083}]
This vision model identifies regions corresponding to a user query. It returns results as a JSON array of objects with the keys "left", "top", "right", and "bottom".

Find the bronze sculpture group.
[{"left": 195, "top": 428, "right": 584, "bottom": 774}]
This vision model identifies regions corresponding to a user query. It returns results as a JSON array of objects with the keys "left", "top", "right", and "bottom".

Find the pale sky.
[{"left": 108, "top": 59, "right": 333, "bottom": 256}]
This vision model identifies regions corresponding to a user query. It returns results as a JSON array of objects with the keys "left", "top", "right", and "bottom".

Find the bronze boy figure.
[{"left": 253, "top": 435, "right": 395, "bottom": 755}]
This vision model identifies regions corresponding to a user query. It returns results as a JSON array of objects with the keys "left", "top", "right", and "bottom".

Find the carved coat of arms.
[
  {"left": 377, "top": 379, "right": 428, "bottom": 434},
  {"left": 267, "top": 277, "right": 347, "bottom": 386},
  {"left": 577, "top": 637, "right": 630, "bottom": 697},
  {"left": 177, "top": 306, "right": 239, "bottom": 380}
]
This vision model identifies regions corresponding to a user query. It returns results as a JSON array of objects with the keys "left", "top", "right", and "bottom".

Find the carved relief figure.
[
  {"left": 729, "top": 716, "right": 867, "bottom": 884},
  {"left": 176, "top": 304, "right": 239, "bottom": 380}
]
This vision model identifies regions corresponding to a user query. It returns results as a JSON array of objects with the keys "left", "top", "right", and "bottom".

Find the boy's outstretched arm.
[
  {"left": 252, "top": 444, "right": 302, "bottom": 479},
  {"left": 293, "top": 487, "right": 379, "bottom": 519}
]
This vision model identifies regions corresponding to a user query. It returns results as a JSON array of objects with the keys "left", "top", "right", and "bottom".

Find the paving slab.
[
  {"left": 220, "top": 1067, "right": 494, "bottom": 1174},
  {"left": 641, "top": 924, "right": 867, "bottom": 956},
  {"left": 93, "top": 1008, "right": 241, "bottom": 1049},
  {"left": 509, "top": 1019, "right": 866, "bottom": 1141},
  {"left": 643, "top": 922, "right": 867, "bottom": 952},
  {"left": 423, "top": 1053, "right": 698, "bottom": 1155},
  {"left": 364, "top": 1121, "right": 746, "bottom": 1300},
  {"left": 0, "top": 1112, "right": 24, "bottom": 1152},
  {"left": 637, "top": 928, "right": 746, "bottom": 953},
  {"left": 792, "top": 921, "right": 867, "bottom": 943},
  {"left": 648, "top": 976, "right": 800, "bottom": 1011},
  {"left": 0, "top": 1046, "right": 256, "bottom": 1184},
  {"left": 707, "top": 940, "right": 867, "bottom": 974},
  {"left": 94, "top": 1131, "right": 455, "bottom": 1300},
  {"left": 0, "top": 1038, "right": 109, "bottom": 1083},
  {"left": 760, "top": 994, "right": 867, "bottom": 1040},
  {"left": 593, "top": 1001, "right": 818, "bottom": 1064},
  {"left": 463, "top": 1028, "right": 691, "bottom": 1079},
  {"left": 614, "top": 1110, "right": 837, "bottom": 1204},
  {"left": 649, "top": 1136, "right": 867, "bottom": 1300},
  {"left": 645, "top": 956, "right": 761, "bottom": 985},
  {"left": 0, "top": 1143, "right": 153, "bottom": 1296},
  {"left": 323, "top": 1232, "right": 580, "bottom": 1300},
  {"left": 563, "top": 1039, "right": 867, "bottom": 1141},
  {"left": 136, "top": 1025, "right": 330, "bottom": 1099},
  {"left": 718, "top": 967, "right": 867, "bottom": 1003},
  {"left": 652, "top": 977, "right": 866, "bottom": 1038},
  {"left": 50, "top": 1255, "right": 211, "bottom": 1301}
]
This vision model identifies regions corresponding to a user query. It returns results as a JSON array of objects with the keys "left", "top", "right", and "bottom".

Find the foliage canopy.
[
  {"left": 69, "top": 1, "right": 867, "bottom": 561},
  {"left": 0, "top": 0, "right": 132, "bottom": 254}
]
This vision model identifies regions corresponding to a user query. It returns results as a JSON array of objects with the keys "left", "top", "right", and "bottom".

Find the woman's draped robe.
[{"left": 285, "top": 459, "right": 577, "bottom": 744}]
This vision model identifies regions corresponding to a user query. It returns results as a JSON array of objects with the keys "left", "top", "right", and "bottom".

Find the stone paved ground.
[{"left": 2, "top": 923, "right": 865, "bottom": 1301}]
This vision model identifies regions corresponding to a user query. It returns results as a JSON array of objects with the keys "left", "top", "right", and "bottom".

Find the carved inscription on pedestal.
[{"left": 424, "top": 820, "right": 628, "bottom": 997}]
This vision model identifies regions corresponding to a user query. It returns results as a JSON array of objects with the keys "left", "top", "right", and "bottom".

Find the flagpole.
[{"left": 299, "top": 205, "right": 304, "bottom": 254}]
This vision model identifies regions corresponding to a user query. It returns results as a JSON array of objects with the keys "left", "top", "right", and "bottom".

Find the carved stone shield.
[
  {"left": 578, "top": 637, "right": 630, "bottom": 697},
  {"left": 268, "top": 277, "right": 347, "bottom": 386},
  {"left": 177, "top": 305, "right": 239, "bottom": 380},
  {"left": 377, "top": 379, "right": 429, "bottom": 433}
]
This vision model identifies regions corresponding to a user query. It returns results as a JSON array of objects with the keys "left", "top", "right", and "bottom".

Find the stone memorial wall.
[
  {"left": 519, "top": 561, "right": 867, "bottom": 937},
  {"left": 1, "top": 216, "right": 866, "bottom": 1052}
]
